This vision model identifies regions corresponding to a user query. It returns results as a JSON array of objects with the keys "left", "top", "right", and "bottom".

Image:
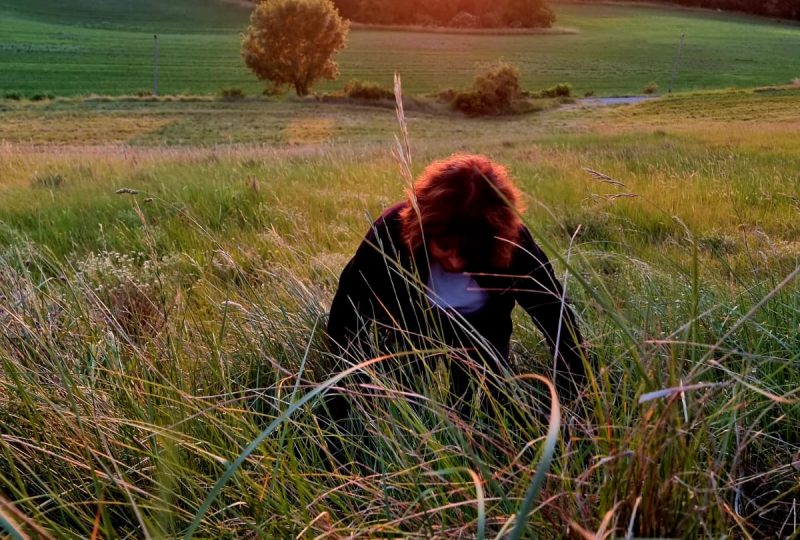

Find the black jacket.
[{"left": 327, "top": 202, "right": 587, "bottom": 394}]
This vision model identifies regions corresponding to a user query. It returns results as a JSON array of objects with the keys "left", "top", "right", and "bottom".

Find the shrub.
[
  {"left": 3, "top": 91, "right": 22, "bottom": 100},
  {"left": 30, "top": 92, "right": 54, "bottom": 101},
  {"left": 584, "top": 89, "right": 596, "bottom": 97},
  {"left": 643, "top": 81, "right": 659, "bottom": 95},
  {"left": 221, "top": 87, "right": 246, "bottom": 100},
  {"left": 436, "top": 88, "right": 457, "bottom": 103},
  {"left": 538, "top": 83, "right": 572, "bottom": 98},
  {"left": 451, "top": 61, "right": 522, "bottom": 116},
  {"left": 343, "top": 80, "right": 393, "bottom": 100},
  {"left": 262, "top": 84, "right": 286, "bottom": 96}
]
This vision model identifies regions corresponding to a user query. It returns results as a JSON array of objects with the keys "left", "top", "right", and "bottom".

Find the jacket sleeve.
[
  {"left": 511, "top": 226, "right": 589, "bottom": 399},
  {"left": 328, "top": 229, "right": 375, "bottom": 351},
  {"left": 327, "top": 216, "right": 397, "bottom": 355}
]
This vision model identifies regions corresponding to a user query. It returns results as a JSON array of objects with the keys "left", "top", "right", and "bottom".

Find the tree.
[
  {"left": 502, "top": 0, "right": 554, "bottom": 28},
  {"left": 327, "top": 0, "right": 564, "bottom": 26},
  {"left": 242, "top": 0, "right": 350, "bottom": 96},
  {"left": 331, "top": 0, "right": 361, "bottom": 18}
]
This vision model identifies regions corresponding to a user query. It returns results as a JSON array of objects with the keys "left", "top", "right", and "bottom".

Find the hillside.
[
  {"left": 0, "top": 0, "right": 250, "bottom": 31},
  {"left": 1, "top": 0, "right": 799, "bottom": 96}
]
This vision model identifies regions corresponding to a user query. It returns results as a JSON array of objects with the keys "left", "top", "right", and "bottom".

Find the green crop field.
[{"left": 2, "top": 0, "right": 800, "bottom": 97}]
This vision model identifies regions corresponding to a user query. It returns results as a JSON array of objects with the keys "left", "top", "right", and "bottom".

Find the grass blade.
[
  {"left": 182, "top": 351, "right": 416, "bottom": 539},
  {"left": 505, "top": 374, "right": 561, "bottom": 540}
]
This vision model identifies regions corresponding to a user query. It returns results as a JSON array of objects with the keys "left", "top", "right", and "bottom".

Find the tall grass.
[
  {"left": 1, "top": 92, "right": 799, "bottom": 537},
  {"left": 1, "top": 197, "right": 797, "bottom": 538}
]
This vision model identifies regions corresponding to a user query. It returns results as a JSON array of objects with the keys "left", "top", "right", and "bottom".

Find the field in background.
[
  {"left": 2, "top": 0, "right": 800, "bottom": 96},
  {"left": 0, "top": 88, "right": 798, "bottom": 537},
  {"left": 3, "top": 88, "right": 800, "bottom": 251}
]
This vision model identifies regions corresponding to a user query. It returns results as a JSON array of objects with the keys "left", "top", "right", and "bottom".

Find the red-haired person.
[{"left": 326, "top": 154, "right": 588, "bottom": 433}]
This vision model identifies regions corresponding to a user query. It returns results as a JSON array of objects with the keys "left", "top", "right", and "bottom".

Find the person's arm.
[
  {"left": 511, "top": 226, "right": 588, "bottom": 399},
  {"left": 327, "top": 211, "right": 406, "bottom": 356},
  {"left": 328, "top": 225, "right": 382, "bottom": 352}
]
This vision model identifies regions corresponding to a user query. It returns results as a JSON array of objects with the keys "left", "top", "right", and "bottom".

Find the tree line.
[
  {"left": 331, "top": 0, "right": 555, "bottom": 28},
  {"left": 330, "top": 0, "right": 555, "bottom": 28},
  {"left": 244, "top": 0, "right": 799, "bottom": 26},
  {"left": 583, "top": 0, "right": 798, "bottom": 20}
]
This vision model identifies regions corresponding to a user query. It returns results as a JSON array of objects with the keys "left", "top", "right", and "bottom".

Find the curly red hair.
[{"left": 399, "top": 154, "right": 524, "bottom": 269}]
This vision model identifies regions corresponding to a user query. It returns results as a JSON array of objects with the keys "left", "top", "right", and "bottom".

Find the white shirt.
[{"left": 426, "top": 260, "right": 488, "bottom": 315}]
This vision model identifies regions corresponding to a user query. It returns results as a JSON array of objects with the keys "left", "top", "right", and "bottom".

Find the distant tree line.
[
  {"left": 584, "top": 0, "right": 798, "bottom": 20},
  {"left": 330, "top": 0, "right": 555, "bottom": 28},
  {"left": 329, "top": 0, "right": 555, "bottom": 28},
  {"left": 682, "top": 0, "right": 797, "bottom": 19}
]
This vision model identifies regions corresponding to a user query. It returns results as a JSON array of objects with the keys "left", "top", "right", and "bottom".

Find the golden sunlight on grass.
[
  {"left": 282, "top": 117, "right": 336, "bottom": 145},
  {"left": 0, "top": 115, "right": 176, "bottom": 145}
]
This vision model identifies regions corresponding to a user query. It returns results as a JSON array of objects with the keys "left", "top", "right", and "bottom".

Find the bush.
[
  {"left": 30, "top": 92, "right": 54, "bottom": 101},
  {"left": 436, "top": 88, "right": 458, "bottom": 103},
  {"left": 221, "top": 87, "right": 246, "bottom": 100},
  {"left": 538, "top": 83, "right": 572, "bottom": 98},
  {"left": 262, "top": 84, "right": 286, "bottom": 96},
  {"left": 584, "top": 89, "right": 596, "bottom": 97},
  {"left": 3, "top": 91, "right": 22, "bottom": 100},
  {"left": 343, "top": 80, "right": 393, "bottom": 100},
  {"left": 451, "top": 61, "right": 522, "bottom": 116},
  {"left": 643, "top": 81, "right": 659, "bottom": 95}
]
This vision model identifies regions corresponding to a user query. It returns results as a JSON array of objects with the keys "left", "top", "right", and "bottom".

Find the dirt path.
[{"left": 579, "top": 96, "right": 658, "bottom": 106}]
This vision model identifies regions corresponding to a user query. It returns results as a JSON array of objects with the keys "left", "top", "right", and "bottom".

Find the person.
[{"left": 323, "top": 154, "right": 588, "bottom": 460}]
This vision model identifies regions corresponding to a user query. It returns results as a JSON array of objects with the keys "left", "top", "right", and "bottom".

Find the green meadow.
[
  {"left": 2, "top": 0, "right": 800, "bottom": 96},
  {"left": 1, "top": 0, "right": 800, "bottom": 537}
]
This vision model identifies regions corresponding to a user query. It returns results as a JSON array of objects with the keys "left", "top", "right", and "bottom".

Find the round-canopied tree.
[{"left": 242, "top": 0, "right": 349, "bottom": 96}]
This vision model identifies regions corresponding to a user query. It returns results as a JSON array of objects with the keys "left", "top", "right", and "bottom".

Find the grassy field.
[
  {"left": 0, "top": 87, "right": 798, "bottom": 537},
  {"left": 2, "top": 0, "right": 800, "bottom": 97}
]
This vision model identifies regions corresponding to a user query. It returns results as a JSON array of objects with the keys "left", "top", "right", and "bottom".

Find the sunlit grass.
[{"left": 0, "top": 88, "right": 798, "bottom": 537}]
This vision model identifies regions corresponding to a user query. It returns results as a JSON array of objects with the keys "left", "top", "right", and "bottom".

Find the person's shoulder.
[
  {"left": 372, "top": 201, "right": 408, "bottom": 231},
  {"left": 510, "top": 223, "right": 548, "bottom": 266},
  {"left": 378, "top": 201, "right": 408, "bottom": 223},
  {"left": 515, "top": 223, "right": 537, "bottom": 249},
  {"left": 362, "top": 201, "right": 407, "bottom": 242}
]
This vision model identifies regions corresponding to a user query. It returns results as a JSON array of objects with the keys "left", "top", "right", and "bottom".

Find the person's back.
[{"left": 323, "top": 153, "right": 589, "bottom": 466}]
